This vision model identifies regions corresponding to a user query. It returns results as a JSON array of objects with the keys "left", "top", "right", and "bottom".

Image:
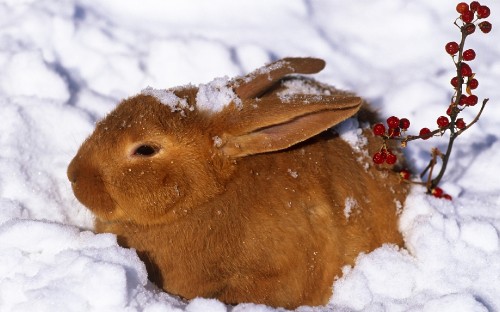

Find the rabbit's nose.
[{"left": 67, "top": 158, "right": 79, "bottom": 183}]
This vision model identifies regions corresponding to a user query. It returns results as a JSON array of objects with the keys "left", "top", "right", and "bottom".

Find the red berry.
[
  {"left": 451, "top": 76, "right": 459, "bottom": 88},
  {"left": 466, "top": 94, "right": 478, "bottom": 106},
  {"left": 463, "top": 49, "right": 476, "bottom": 61},
  {"left": 458, "top": 94, "right": 468, "bottom": 105},
  {"left": 432, "top": 187, "right": 444, "bottom": 198},
  {"left": 464, "top": 23, "right": 476, "bottom": 35},
  {"left": 445, "top": 41, "right": 460, "bottom": 55},
  {"left": 386, "top": 152, "right": 397, "bottom": 165},
  {"left": 479, "top": 21, "right": 492, "bottom": 33},
  {"left": 419, "top": 127, "right": 432, "bottom": 140},
  {"left": 389, "top": 127, "right": 401, "bottom": 138},
  {"left": 456, "top": 118, "right": 466, "bottom": 130},
  {"left": 470, "top": 1, "right": 480, "bottom": 12},
  {"left": 399, "top": 169, "right": 411, "bottom": 180},
  {"left": 456, "top": 2, "right": 469, "bottom": 14},
  {"left": 443, "top": 194, "right": 453, "bottom": 200},
  {"left": 460, "top": 62, "right": 473, "bottom": 77},
  {"left": 461, "top": 10, "right": 475, "bottom": 23},
  {"left": 468, "top": 78, "right": 479, "bottom": 89},
  {"left": 399, "top": 118, "right": 410, "bottom": 130},
  {"left": 373, "top": 151, "right": 385, "bottom": 165},
  {"left": 477, "top": 5, "right": 490, "bottom": 18},
  {"left": 437, "top": 116, "right": 450, "bottom": 128},
  {"left": 373, "top": 123, "right": 386, "bottom": 136},
  {"left": 387, "top": 116, "right": 400, "bottom": 129}
]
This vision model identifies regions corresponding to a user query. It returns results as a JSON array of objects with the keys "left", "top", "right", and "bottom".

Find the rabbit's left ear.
[
  {"left": 220, "top": 95, "right": 361, "bottom": 158},
  {"left": 233, "top": 57, "right": 325, "bottom": 99}
]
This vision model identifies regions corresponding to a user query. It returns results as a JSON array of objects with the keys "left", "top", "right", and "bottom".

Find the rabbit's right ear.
[
  {"left": 219, "top": 95, "right": 362, "bottom": 158},
  {"left": 233, "top": 57, "right": 325, "bottom": 100}
]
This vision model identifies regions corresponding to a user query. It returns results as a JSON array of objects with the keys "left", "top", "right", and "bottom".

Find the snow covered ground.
[{"left": 1, "top": 0, "right": 500, "bottom": 311}]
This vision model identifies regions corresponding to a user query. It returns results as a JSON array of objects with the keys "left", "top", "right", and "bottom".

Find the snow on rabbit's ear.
[
  {"left": 220, "top": 94, "right": 362, "bottom": 158},
  {"left": 233, "top": 57, "right": 326, "bottom": 99}
]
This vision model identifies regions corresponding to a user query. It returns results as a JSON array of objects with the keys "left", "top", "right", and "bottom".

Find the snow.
[
  {"left": 141, "top": 86, "right": 193, "bottom": 113},
  {"left": 288, "top": 169, "right": 299, "bottom": 179},
  {"left": 277, "top": 79, "right": 332, "bottom": 97},
  {"left": 277, "top": 78, "right": 333, "bottom": 104},
  {"left": 0, "top": 219, "right": 151, "bottom": 311},
  {"left": 334, "top": 188, "right": 500, "bottom": 310},
  {"left": 212, "top": 136, "right": 223, "bottom": 148},
  {"left": 0, "top": 0, "right": 500, "bottom": 311},
  {"left": 343, "top": 197, "right": 358, "bottom": 220},
  {"left": 196, "top": 76, "right": 242, "bottom": 111},
  {"left": 334, "top": 117, "right": 368, "bottom": 153}
]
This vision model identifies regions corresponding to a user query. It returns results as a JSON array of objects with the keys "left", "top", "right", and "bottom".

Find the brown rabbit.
[{"left": 67, "top": 57, "right": 407, "bottom": 309}]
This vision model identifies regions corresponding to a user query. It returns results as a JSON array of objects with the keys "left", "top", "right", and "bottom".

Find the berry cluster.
[
  {"left": 456, "top": 2, "right": 491, "bottom": 33},
  {"left": 372, "top": 116, "right": 410, "bottom": 164},
  {"left": 371, "top": 1, "right": 491, "bottom": 199}
]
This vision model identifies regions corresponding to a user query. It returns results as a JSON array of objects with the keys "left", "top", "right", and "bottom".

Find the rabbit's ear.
[
  {"left": 220, "top": 95, "right": 361, "bottom": 158},
  {"left": 233, "top": 57, "right": 325, "bottom": 99}
]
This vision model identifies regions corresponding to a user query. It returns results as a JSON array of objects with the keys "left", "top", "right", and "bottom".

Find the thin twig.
[{"left": 457, "top": 99, "right": 488, "bottom": 135}]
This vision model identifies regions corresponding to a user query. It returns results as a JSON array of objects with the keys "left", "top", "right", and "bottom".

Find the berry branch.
[{"left": 371, "top": 1, "right": 492, "bottom": 199}]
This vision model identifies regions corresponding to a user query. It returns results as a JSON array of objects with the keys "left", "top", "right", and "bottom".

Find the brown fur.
[{"left": 67, "top": 58, "right": 408, "bottom": 309}]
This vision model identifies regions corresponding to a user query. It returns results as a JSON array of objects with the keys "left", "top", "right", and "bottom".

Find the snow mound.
[
  {"left": 0, "top": 219, "right": 162, "bottom": 311},
  {"left": 331, "top": 188, "right": 500, "bottom": 311}
]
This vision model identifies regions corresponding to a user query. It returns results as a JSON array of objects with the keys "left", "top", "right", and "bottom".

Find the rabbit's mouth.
[
  {"left": 68, "top": 161, "right": 123, "bottom": 221},
  {"left": 70, "top": 177, "right": 121, "bottom": 221}
]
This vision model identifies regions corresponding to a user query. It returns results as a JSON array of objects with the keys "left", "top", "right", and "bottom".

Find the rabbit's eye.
[{"left": 133, "top": 145, "right": 158, "bottom": 157}]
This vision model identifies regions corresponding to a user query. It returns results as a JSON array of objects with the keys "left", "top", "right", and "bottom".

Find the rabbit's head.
[{"left": 67, "top": 58, "right": 362, "bottom": 225}]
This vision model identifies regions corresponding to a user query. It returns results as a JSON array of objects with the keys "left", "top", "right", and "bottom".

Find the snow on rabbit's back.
[{"left": 67, "top": 57, "right": 408, "bottom": 309}]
